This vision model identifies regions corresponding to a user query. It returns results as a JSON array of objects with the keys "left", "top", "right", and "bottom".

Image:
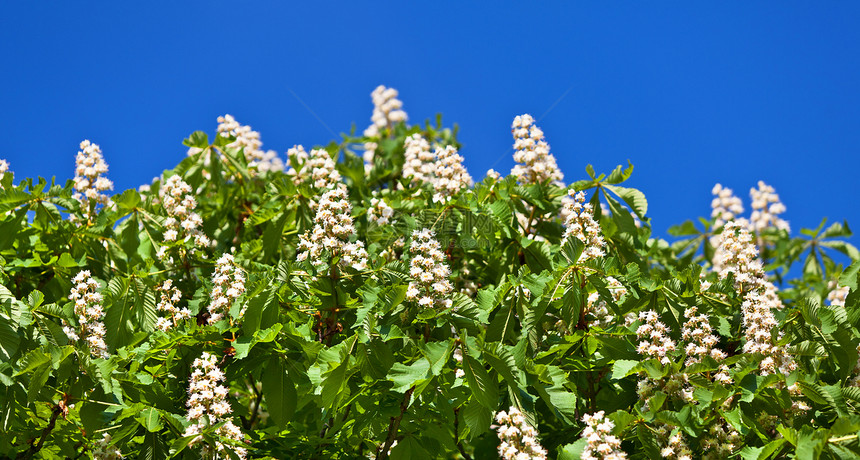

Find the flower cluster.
[
  {"left": 493, "top": 406, "right": 548, "bottom": 460},
  {"left": 710, "top": 184, "right": 744, "bottom": 228},
  {"left": 680, "top": 307, "right": 725, "bottom": 365},
  {"left": 286, "top": 146, "right": 342, "bottom": 190},
  {"left": 741, "top": 291, "right": 796, "bottom": 376},
  {"left": 700, "top": 423, "right": 742, "bottom": 460},
  {"left": 580, "top": 410, "right": 626, "bottom": 460},
  {"left": 431, "top": 145, "right": 472, "bottom": 203},
  {"left": 91, "top": 433, "right": 122, "bottom": 460},
  {"left": 0, "top": 159, "right": 9, "bottom": 189},
  {"left": 73, "top": 140, "right": 114, "bottom": 222},
  {"left": 296, "top": 187, "right": 369, "bottom": 271},
  {"left": 183, "top": 352, "right": 247, "bottom": 459},
  {"left": 364, "top": 85, "right": 408, "bottom": 138},
  {"left": 636, "top": 310, "right": 676, "bottom": 365},
  {"left": 827, "top": 280, "right": 850, "bottom": 308},
  {"left": 655, "top": 425, "right": 692, "bottom": 460},
  {"left": 712, "top": 221, "right": 766, "bottom": 293},
  {"left": 406, "top": 229, "right": 453, "bottom": 310},
  {"left": 65, "top": 270, "right": 109, "bottom": 358},
  {"left": 681, "top": 307, "right": 732, "bottom": 384},
  {"left": 586, "top": 276, "right": 630, "bottom": 328},
  {"left": 217, "top": 114, "right": 284, "bottom": 173},
  {"left": 716, "top": 222, "right": 795, "bottom": 376},
  {"left": 362, "top": 85, "right": 408, "bottom": 166},
  {"left": 452, "top": 346, "right": 465, "bottom": 379},
  {"left": 367, "top": 197, "right": 395, "bottom": 226},
  {"left": 158, "top": 175, "right": 211, "bottom": 249},
  {"left": 749, "top": 181, "right": 789, "bottom": 233},
  {"left": 206, "top": 254, "right": 246, "bottom": 324},
  {"left": 562, "top": 191, "right": 606, "bottom": 262},
  {"left": 155, "top": 279, "right": 191, "bottom": 331},
  {"left": 401, "top": 134, "right": 435, "bottom": 185},
  {"left": 510, "top": 114, "right": 563, "bottom": 184}
]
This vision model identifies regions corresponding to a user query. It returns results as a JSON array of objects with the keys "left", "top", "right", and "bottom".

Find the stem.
[
  {"left": 377, "top": 387, "right": 415, "bottom": 460},
  {"left": 320, "top": 265, "right": 341, "bottom": 346},
  {"left": 16, "top": 399, "right": 64, "bottom": 459}
]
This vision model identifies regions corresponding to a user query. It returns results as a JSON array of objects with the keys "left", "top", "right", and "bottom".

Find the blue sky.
[{"left": 1, "top": 2, "right": 858, "bottom": 244}]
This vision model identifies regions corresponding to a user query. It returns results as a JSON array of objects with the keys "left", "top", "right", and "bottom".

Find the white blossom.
[
  {"left": 364, "top": 85, "right": 408, "bottom": 137},
  {"left": 91, "top": 433, "right": 122, "bottom": 459},
  {"left": 700, "top": 423, "right": 742, "bottom": 460},
  {"left": 510, "top": 114, "right": 563, "bottom": 184},
  {"left": 749, "top": 181, "right": 789, "bottom": 233},
  {"left": 67, "top": 270, "right": 109, "bottom": 358},
  {"left": 73, "top": 140, "right": 113, "bottom": 223},
  {"left": 710, "top": 184, "right": 744, "bottom": 229},
  {"left": 493, "top": 407, "right": 548, "bottom": 459},
  {"left": 297, "top": 187, "right": 369, "bottom": 272},
  {"left": 206, "top": 254, "right": 246, "bottom": 324},
  {"left": 183, "top": 352, "right": 247, "bottom": 459},
  {"left": 363, "top": 85, "right": 408, "bottom": 166},
  {"left": 155, "top": 279, "right": 191, "bottom": 331},
  {"left": 431, "top": 145, "right": 472, "bottom": 203},
  {"left": 367, "top": 197, "right": 395, "bottom": 226},
  {"left": 562, "top": 191, "right": 606, "bottom": 262},
  {"left": 402, "top": 134, "right": 435, "bottom": 185},
  {"left": 406, "top": 229, "right": 453, "bottom": 310},
  {"left": 580, "top": 411, "right": 626, "bottom": 460},
  {"left": 636, "top": 310, "right": 676, "bottom": 366},
  {"left": 0, "top": 159, "right": 9, "bottom": 190},
  {"left": 217, "top": 114, "right": 283, "bottom": 173},
  {"left": 159, "top": 175, "right": 212, "bottom": 250},
  {"left": 285, "top": 146, "right": 342, "bottom": 190},
  {"left": 717, "top": 222, "right": 796, "bottom": 377},
  {"left": 586, "top": 276, "right": 629, "bottom": 328},
  {"left": 827, "top": 280, "right": 850, "bottom": 308}
]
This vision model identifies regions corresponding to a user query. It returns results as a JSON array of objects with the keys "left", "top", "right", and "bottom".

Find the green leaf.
[
  {"left": 113, "top": 189, "right": 142, "bottom": 212},
  {"left": 461, "top": 355, "right": 498, "bottom": 410},
  {"left": 462, "top": 400, "right": 492, "bottom": 439},
  {"left": 27, "top": 362, "right": 51, "bottom": 404},
  {"left": 605, "top": 162, "right": 634, "bottom": 185},
  {"left": 387, "top": 359, "right": 431, "bottom": 393},
  {"left": 137, "top": 407, "right": 163, "bottom": 432},
  {"left": 558, "top": 439, "right": 588, "bottom": 460},
  {"left": 0, "top": 316, "right": 19, "bottom": 361},
  {"left": 389, "top": 435, "right": 432, "bottom": 460},
  {"left": 610, "top": 359, "right": 640, "bottom": 380},
  {"left": 183, "top": 130, "right": 209, "bottom": 148},
  {"left": 262, "top": 357, "right": 297, "bottom": 429},
  {"left": 604, "top": 184, "right": 648, "bottom": 218},
  {"left": 420, "top": 340, "right": 451, "bottom": 376},
  {"left": 840, "top": 260, "right": 860, "bottom": 290}
]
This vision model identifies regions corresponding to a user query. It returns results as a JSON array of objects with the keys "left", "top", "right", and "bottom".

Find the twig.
[
  {"left": 377, "top": 387, "right": 415, "bottom": 459},
  {"left": 16, "top": 398, "right": 64, "bottom": 459}
]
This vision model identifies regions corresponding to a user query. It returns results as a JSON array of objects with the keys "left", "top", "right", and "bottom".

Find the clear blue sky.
[{"left": 1, "top": 2, "right": 858, "bottom": 243}]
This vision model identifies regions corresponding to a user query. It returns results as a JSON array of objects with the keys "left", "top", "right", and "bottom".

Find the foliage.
[{"left": 0, "top": 105, "right": 859, "bottom": 460}]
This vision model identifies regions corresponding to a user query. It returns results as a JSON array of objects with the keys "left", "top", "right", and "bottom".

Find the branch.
[
  {"left": 377, "top": 387, "right": 415, "bottom": 460},
  {"left": 16, "top": 400, "right": 63, "bottom": 459}
]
